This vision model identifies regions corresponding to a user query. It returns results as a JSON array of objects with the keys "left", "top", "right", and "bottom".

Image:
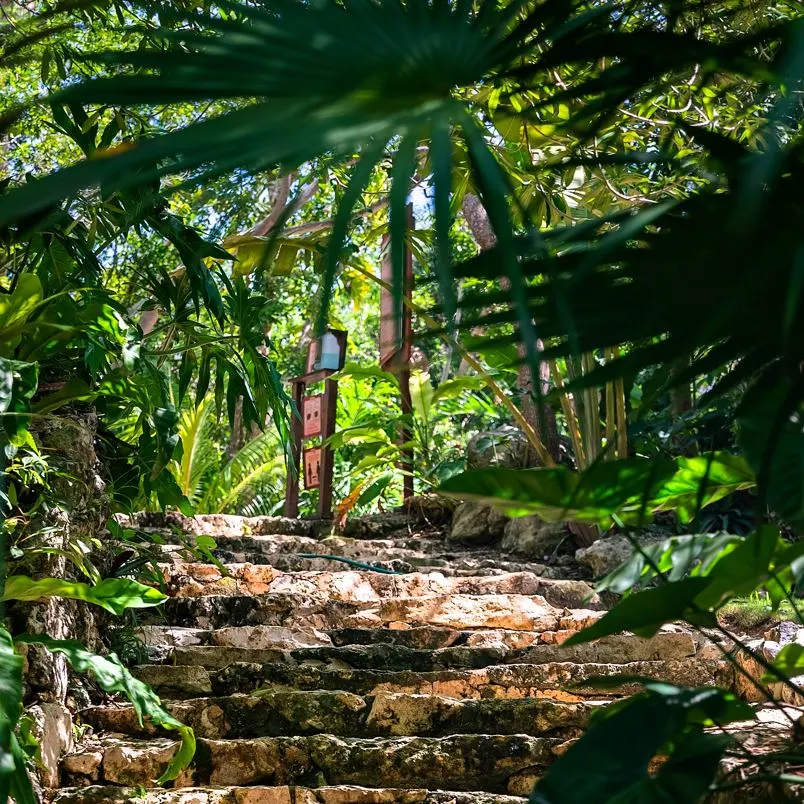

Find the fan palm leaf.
[
  {"left": 173, "top": 395, "right": 218, "bottom": 503},
  {"left": 0, "top": 0, "right": 785, "bottom": 367},
  {"left": 199, "top": 429, "right": 284, "bottom": 514}
]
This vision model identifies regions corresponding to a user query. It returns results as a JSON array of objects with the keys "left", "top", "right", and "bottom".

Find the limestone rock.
[
  {"left": 467, "top": 426, "right": 531, "bottom": 470},
  {"left": 501, "top": 517, "right": 568, "bottom": 560},
  {"left": 213, "top": 626, "right": 332, "bottom": 650},
  {"left": 447, "top": 502, "right": 508, "bottom": 546},
  {"left": 29, "top": 702, "right": 73, "bottom": 787},
  {"left": 575, "top": 534, "right": 659, "bottom": 578}
]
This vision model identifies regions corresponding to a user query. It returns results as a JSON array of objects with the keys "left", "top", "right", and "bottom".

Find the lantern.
[{"left": 314, "top": 328, "right": 346, "bottom": 372}]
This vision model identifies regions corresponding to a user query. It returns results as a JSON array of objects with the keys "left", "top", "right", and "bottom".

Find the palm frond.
[
  {"left": 199, "top": 430, "right": 284, "bottom": 514},
  {"left": 172, "top": 396, "right": 218, "bottom": 504}
]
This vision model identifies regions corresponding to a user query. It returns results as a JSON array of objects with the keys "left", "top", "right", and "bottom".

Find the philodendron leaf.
[
  {"left": 3, "top": 576, "right": 167, "bottom": 615},
  {"left": 438, "top": 457, "right": 677, "bottom": 524},
  {"left": 14, "top": 635, "right": 194, "bottom": 783},
  {"left": 761, "top": 644, "right": 804, "bottom": 683},
  {"left": 693, "top": 525, "right": 780, "bottom": 610},
  {"left": 438, "top": 452, "right": 754, "bottom": 526},
  {"left": 564, "top": 577, "right": 716, "bottom": 645},
  {"left": 650, "top": 453, "right": 756, "bottom": 522},
  {"left": 531, "top": 684, "right": 752, "bottom": 804}
]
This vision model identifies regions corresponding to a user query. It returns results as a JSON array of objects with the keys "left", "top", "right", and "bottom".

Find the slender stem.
[{"left": 549, "top": 358, "right": 586, "bottom": 468}]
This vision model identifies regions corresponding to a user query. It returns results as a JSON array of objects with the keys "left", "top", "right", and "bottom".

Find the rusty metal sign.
[
  {"left": 303, "top": 447, "right": 322, "bottom": 489},
  {"left": 302, "top": 394, "right": 323, "bottom": 438}
]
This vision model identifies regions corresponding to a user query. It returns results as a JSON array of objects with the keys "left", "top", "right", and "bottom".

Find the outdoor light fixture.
[{"left": 313, "top": 328, "right": 346, "bottom": 372}]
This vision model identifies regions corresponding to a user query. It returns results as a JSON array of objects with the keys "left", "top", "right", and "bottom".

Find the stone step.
[
  {"left": 61, "top": 734, "right": 560, "bottom": 794},
  {"left": 133, "top": 658, "right": 729, "bottom": 700},
  {"left": 204, "top": 551, "right": 554, "bottom": 578},
  {"left": 53, "top": 785, "right": 527, "bottom": 804},
  {"left": 81, "top": 690, "right": 594, "bottom": 739},
  {"left": 123, "top": 509, "right": 450, "bottom": 541},
  {"left": 131, "top": 619, "right": 602, "bottom": 657},
  {"left": 163, "top": 566, "right": 598, "bottom": 610},
  {"left": 164, "top": 631, "right": 697, "bottom": 671},
  {"left": 151, "top": 594, "right": 571, "bottom": 631},
  {"left": 207, "top": 534, "right": 447, "bottom": 557}
]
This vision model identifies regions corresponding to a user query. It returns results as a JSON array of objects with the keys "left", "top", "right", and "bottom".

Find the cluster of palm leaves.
[{"left": 170, "top": 396, "right": 285, "bottom": 515}]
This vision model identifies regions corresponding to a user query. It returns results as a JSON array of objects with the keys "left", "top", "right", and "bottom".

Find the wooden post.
[
  {"left": 284, "top": 380, "right": 304, "bottom": 518},
  {"left": 318, "top": 376, "right": 338, "bottom": 518},
  {"left": 379, "top": 204, "right": 415, "bottom": 503},
  {"left": 284, "top": 329, "right": 347, "bottom": 519}
]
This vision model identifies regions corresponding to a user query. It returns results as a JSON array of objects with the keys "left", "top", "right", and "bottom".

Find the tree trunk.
[{"left": 459, "top": 194, "right": 560, "bottom": 464}]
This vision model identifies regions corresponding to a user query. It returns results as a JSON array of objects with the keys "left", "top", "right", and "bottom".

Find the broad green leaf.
[
  {"left": 332, "top": 364, "right": 400, "bottom": 388},
  {"left": 439, "top": 453, "right": 756, "bottom": 526},
  {"left": 761, "top": 644, "right": 804, "bottom": 683},
  {"left": 651, "top": 453, "right": 756, "bottom": 522},
  {"left": 693, "top": 525, "right": 780, "bottom": 610},
  {"left": 0, "top": 358, "right": 38, "bottom": 441},
  {"left": 439, "top": 458, "right": 677, "bottom": 524},
  {"left": 0, "top": 629, "right": 34, "bottom": 804},
  {"left": 14, "top": 635, "right": 194, "bottom": 783},
  {"left": 531, "top": 684, "right": 749, "bottom": 804},
  {"left": 410, "top": 370, "right": 435, "bottom": 422},
  {"left": 0, "top": 275, "right": 43, "bottom": 336},
  {"left": 596, "top": 534, "right": 742, "bottom": 596},
  {"left": 564, "top": 578, "right": 716, "bottom": 645},
  {"left": 3, "top": 576, "right": 167, "bottom": 615}
]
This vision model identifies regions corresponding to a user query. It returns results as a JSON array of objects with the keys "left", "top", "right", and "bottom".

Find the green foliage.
[
  {"left": 567, "top": 526, "right": 798, "bottom": 645},
  {"left": 0, "top": 630, "right": 34, "bottom": 804},
  {"left": 2, "top": 576, "right": 167, "bottom": 615},
  {"left": 1, "top": 0, "right": 803, "bottom": 801},
  {"left": 531, "top": 684, "right": 754, "bottom": 804},
  {"left": 438, "top": 453, "right": 755, "bottom": 526},
  {"left": 171, "top": 395, "right": 285, "bottom": 515},
  {"left": 14, "top": 634, "right": 195, "bottom": 784}
]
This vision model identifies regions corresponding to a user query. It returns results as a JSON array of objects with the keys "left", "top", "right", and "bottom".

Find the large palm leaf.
[{"left": 0, "top": 0, "right": 784, "bottom": 365}]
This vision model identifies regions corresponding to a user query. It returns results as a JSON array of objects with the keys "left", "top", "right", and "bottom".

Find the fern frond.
[{"left": 199, "top": 430, "right": 284, "bottom": 514}]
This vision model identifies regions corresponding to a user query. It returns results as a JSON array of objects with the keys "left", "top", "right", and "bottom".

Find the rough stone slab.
[
  {"left": 53, "top": 786, "right": 527, "bottom": 804},
  {"left": 134, "top": 659, "right": 729, "bottom": 700},
  {"left": 119, "top": 513, "right": 316, "bottom": 538},
  {"left": 163, "top": 566, "right": 600, "bottom": 611},
  {"left": 207, "top": 534, "right": 445, "bottom": 559},
  {"left": 212, "top": 626, "right": 334, "bottom": 650},
  {"left": 82, "top": 691, "right": 593, "bottom": 739},
  {"left": 328, "top": 627, "right": 463, "bottom": 650},
  {"left": 153, "top": 594, "right": 564, "bottom": 632},
  {"left": 61, "top": 734, "right": 559, "bottom": 792},
  {"left": 134, "top": 623, "right": 610, "bottom": 654},
  {"left": 166, "top": 632, "right": 696, "bottom": 672}
]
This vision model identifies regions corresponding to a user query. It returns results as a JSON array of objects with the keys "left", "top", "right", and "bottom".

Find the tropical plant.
[
  {"left": 1, "top": 0, "right": 804, "bottom": 800},
  {"left": 171, "top": 394, "right": 286, "bottom": 515}
]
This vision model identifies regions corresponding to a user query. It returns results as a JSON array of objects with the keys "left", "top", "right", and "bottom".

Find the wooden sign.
[
  {"left": 303, "top": 447, "right": 322, "bottom": 489},
  {"left": 303, "top": 394, "right": 323, "bottom": 438}
]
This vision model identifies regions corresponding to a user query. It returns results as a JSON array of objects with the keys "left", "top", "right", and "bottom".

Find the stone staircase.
[{"left": 52, "top": 512, "right": 732, "bottom": 804}]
